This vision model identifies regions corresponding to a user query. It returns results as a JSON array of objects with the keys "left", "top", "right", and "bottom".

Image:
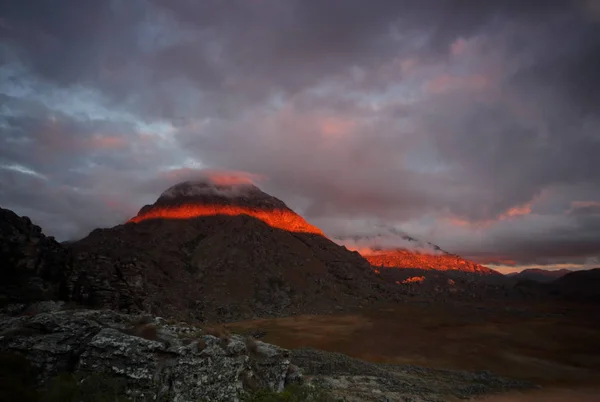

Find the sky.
[{"left": 1, "top": 0, "right": 599, "bottom": 273}]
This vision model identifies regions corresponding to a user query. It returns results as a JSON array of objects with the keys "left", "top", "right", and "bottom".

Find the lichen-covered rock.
[{"left": 0, "top": 305, "right": 301, "bottom": 401}]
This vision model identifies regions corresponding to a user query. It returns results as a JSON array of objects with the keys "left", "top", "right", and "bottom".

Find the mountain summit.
[
  {"left": 129, "top": 179, "right": 324, "bottom": 235},
  {"left": 66, "top": 179, "right": 395, "bottom": 322}
]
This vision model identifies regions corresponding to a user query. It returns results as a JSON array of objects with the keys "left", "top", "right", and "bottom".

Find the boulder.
[{"left": 0, "top": 304, "right": 301, "bottom": 401}]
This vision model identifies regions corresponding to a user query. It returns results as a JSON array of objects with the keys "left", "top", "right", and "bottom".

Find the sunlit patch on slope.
[
  {"left": 127, "top": 171, "right": 325, "bottom": 235},
  {"left": 128, "top": 204, "right": 324, "bottom": 235},
  {"left": 334, "top": 224, "right": 498, "bottom": 274}
]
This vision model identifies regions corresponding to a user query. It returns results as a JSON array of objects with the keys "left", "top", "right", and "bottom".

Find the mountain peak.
[
  {"left": 127, "top": 179, "right": 324, "bottom": 235},
  {"left": 155, "top": 179, "right": 287, "bottom": 210}
]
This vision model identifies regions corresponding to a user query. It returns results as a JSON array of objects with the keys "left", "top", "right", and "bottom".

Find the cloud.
[
  {"left": 0, "top": 0, "right": 599, "bottom": 268},
  {"left": 568, "top": 201, "right": 600, "bottom": 216},
  {"left": 158, "top": 169, "right": 265, "bottom": 199}
]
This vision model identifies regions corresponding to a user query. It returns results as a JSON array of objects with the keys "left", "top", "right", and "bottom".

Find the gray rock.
[
  {"left": 0, "top": 307, "right": 301, "bottom": 401},
  {"left": 291, "top": 348, "right": 533, "bottom": 402}
]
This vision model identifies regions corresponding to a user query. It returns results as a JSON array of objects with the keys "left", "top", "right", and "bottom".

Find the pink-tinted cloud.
[
  {"left": 424, "top": 73, "right": 491, "bottom": 94},
  {"left": 89, "top": 135, "right": 127, "bottom": 150},
  {"left": 445, "top": 201, "right": 533, "bottom": 229},
  {"left": 319, "top": 117, "right": 356, "bottom": 138},
  {"left": 450, "top": 38, "right": 468, "bottom": 56}
]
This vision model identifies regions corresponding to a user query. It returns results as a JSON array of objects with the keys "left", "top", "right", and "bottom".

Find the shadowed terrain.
[{"left": 225, "top": 301, "right": 600, "bottom": 392}]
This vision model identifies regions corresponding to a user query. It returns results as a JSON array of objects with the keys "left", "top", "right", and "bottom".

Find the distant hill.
[
  {"left": 513, "top": 268, "right": 600, "bottom": 303},
  {"left": 506, "top": 268, "right": 572, "bottom": 283},
  {"left": 335, "top": 230, "right": 503, "bottom": 281},
  {"left": 334, "top": 229, "right": 511, "bottom": 299},
  {"left": 548, "top": 268, "right": 600, "bottom": 302}
]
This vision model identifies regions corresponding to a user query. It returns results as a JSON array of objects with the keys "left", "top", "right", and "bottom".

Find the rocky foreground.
[
  {"left": 0, "top": 302, "right": 300, "bottom": 401},
  {"left": 0, "top": 302, "right": 533, "bottom": 402}
]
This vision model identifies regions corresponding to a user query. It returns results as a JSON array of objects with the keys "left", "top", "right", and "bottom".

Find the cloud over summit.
[{"left": 1, "top": 0, "right": 599, "bottom": 269}]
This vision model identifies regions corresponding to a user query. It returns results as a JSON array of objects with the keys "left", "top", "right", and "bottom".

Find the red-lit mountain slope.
[
  {"left": 335, "top": 232, "right": 500, "bottom": 276},
  {"left": 67, "top": 179, "right": 397, "bottom": 322},
  {"left": 128, "top": 180, "right": 324, "bottom": 235}
]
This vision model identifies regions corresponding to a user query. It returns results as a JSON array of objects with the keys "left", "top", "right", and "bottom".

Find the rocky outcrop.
[
  {"left": 0, "top": 303, "right": 300, "bottom": 401},
  {"left": 0, "top": 208, "right": 72, "bottom": 306},
  {"left": 292, "top": 349, "right": 532, "bottom": 402}
]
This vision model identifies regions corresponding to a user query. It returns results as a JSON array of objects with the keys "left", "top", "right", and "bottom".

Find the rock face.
[
  {"left": 0, "top": 303, "right": 300, "bottom": 401},
  {"left": 0, "top": 208, "right": 72, "bottom": 306},
  {"left": 65, "top": 180, "right": 397, "bottom": 322}
]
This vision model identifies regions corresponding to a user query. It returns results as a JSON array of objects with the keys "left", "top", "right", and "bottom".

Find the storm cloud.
[{"left": 1, "top": 0, "right": 599, "bottom": 271}]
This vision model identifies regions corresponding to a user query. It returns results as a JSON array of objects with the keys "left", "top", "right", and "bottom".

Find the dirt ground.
[
  {"left": 477, "top": 388, "right": 600, "bottom": 402},
  {"left": 225, "top": 300, "right": 600, "bottom": 398}
]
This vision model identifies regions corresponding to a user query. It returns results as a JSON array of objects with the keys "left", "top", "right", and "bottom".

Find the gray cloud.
[{"left": 1, "top": 0, "right": 599, "bottom": 267}]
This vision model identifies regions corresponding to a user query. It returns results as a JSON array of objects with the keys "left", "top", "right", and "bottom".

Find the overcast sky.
[{"left": 1, "top": 0, "right": 599, "bottom": 272}]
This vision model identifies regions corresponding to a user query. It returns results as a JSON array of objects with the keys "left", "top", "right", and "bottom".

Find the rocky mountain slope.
[
  {"left": 61, "top": 179, "right": 399, "bottom": 322},
  {"left": 336, "top": 231, "right": 500, "bottom": 277},
  {"left": 334, "top": 230, "right": 508, "bottom": 302},
  {"left": 0, "top": 208, "right": 72, "bottom": 306}
]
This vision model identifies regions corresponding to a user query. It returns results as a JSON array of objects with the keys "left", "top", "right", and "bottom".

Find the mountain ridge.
[
  {"left": 335, "top": 230, "right": 500, "bottom": 277},
  {"left": 506, "top": 268, "right": 572, "bottom": 282}
]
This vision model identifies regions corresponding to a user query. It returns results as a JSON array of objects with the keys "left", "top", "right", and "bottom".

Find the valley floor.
[{"left": 222, "top": 300, "right": 600, "bottom": 400}]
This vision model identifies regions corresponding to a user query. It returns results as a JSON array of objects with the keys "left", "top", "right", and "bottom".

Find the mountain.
[
  {"left": 64, "top": 179, "right": 397, "bottom": 322},
  {"left": 548, "top": 268, "right": 600, "bottom": 302},
  {"left": 129, "top": 180, "right": 324, "bottom": 235},
  {"left": 335, "top": 230, "right": 501, "bottom": 277},
  {"left": 512, "top": 268, "right": 600, "bottom": 302},
  {"left": 333, "top": 230, "right": 509, "bottom": 301},
  {"left": 506, "top": 268, "right": 572, "bottom": 283}
]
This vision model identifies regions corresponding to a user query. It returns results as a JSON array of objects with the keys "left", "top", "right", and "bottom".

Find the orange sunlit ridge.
[
  {"left": 362, "top": 249, "right": 494, "bottom": 274},
  {"left": 127, "top": 204, "right": 325, "bottom": 235}
]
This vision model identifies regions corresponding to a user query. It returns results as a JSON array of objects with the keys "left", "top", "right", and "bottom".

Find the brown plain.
[{"left": 226, "top": 300, "right": 600, "bottom": 399}]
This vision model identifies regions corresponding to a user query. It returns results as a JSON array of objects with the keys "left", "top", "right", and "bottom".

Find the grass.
[
  {"left": 241, "top": 384, "right": 339, "bottom": 402},
  {"left": 224, "top": 301, "right": 600, "bottom": 389}
]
